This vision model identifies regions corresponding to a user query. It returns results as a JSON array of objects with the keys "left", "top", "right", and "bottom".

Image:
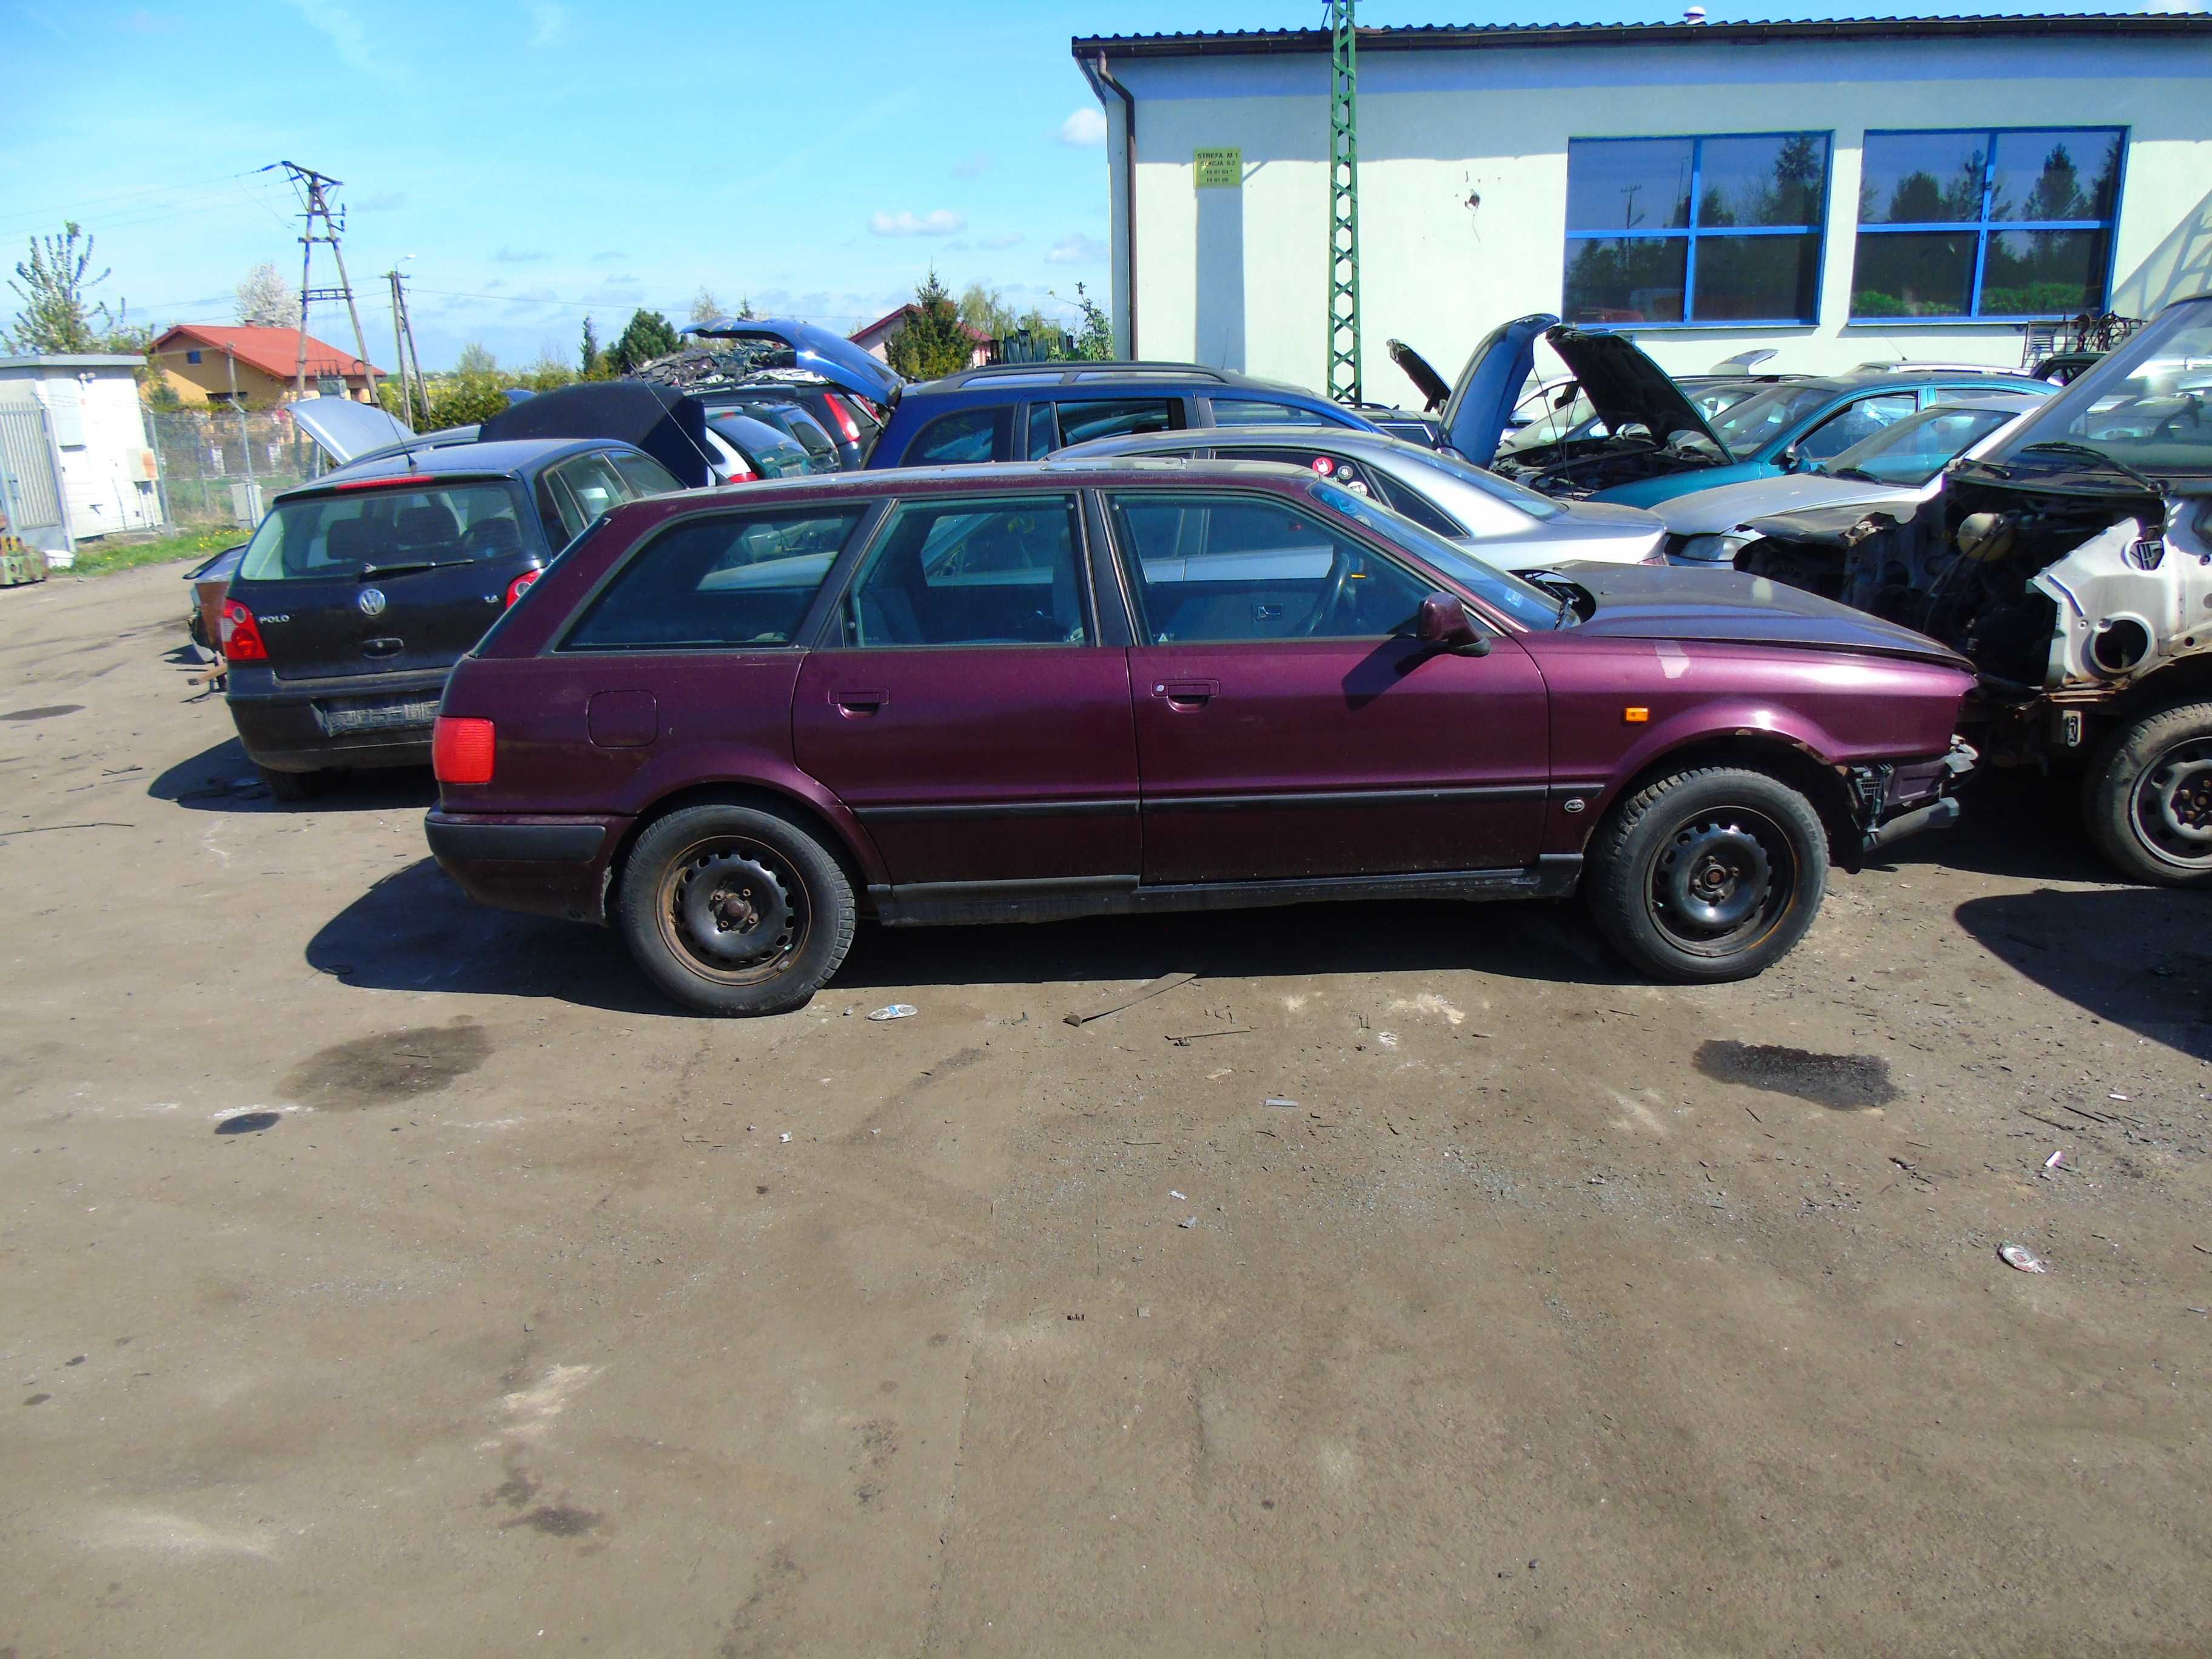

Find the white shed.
[{"left": 0, "top": 355, "right": 163, "bottom": 546}]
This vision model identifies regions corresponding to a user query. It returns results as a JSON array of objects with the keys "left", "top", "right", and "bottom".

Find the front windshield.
[
  {"left": 1309, "top": 480, "right": 1561, "bottom": 629},
  {"left": 1709, "top": 384, "right": 1837, "bottom": 455},
  {"left": 1402, "top": 446, "right": 1566, "bottom": 518},
  {"left": 1498, "top": 389, "right": 1598, "bottom": 455},
  {"left": 236, "top": 480, "right": 531, "bottom": 581},
  {"left": 1824, "top": 406, "right": 2019, "bottom": 486},
  {"left": 1978, "top": 299, "right": 2212, "bottom": 478}
]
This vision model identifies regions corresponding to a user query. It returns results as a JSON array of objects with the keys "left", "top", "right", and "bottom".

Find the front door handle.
[
  {"left": 834, "top": 688, "right": 889, "bottom": 717},
  {"left": 1152, "top": 678, "right": 1219, "bottom": 709}
]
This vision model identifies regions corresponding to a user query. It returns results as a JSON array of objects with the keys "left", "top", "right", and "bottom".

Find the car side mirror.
[
  {"left": 1778, "top": 445, "right": 1803, "bottom": 472},
  {"left": 1416, "top": 592, "right": 1489, "bottom": 655}
]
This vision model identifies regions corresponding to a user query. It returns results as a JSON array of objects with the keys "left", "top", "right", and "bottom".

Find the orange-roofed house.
[{"left": 149, "top": 324, "right": 386, "bottom": 408}]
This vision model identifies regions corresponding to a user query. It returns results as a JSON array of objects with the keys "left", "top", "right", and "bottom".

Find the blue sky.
[{"left": 0, "top": 0, "right": 2147, "bottom": 369}]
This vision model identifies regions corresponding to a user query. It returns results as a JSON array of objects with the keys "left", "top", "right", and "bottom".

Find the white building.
[
  {"left": 0, "top": 355, "right": 162, "bottom": 548},
  {"left": 1073, "top": 14, "right": 2212, "bottom": 407}
]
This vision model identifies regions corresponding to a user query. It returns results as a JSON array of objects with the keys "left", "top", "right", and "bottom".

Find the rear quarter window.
[
  {"left": 903, "top": 406, "right": 1012, "bottom": 466},
  {"left": 560, "top": 507, "right": 866, "bottom": 651}
]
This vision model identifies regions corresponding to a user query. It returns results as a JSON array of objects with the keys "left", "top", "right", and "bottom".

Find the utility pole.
[
  {"left": 274, "top": 161, "right": 379, "bottom": 407},
  {"left": 386, "top": 269, "right": 429, "bottom": 429},
  {"left": 1325, "top": 0, "right": 1362, "bottom": 405}
]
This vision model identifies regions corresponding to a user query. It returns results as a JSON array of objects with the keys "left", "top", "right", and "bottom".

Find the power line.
[{"left": 0, "top": 168, "right": 267, "bottom": 232}]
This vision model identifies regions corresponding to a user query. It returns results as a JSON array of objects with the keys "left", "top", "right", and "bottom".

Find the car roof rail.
[{"left": 946, "top": 360, "right": 1236, "bottom": 386}]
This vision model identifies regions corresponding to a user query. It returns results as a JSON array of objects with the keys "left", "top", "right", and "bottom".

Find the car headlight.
[{"left": 1672, "top": 531, "right": 1753, "bottom": 565}]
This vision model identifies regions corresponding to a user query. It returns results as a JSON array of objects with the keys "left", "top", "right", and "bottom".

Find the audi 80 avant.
[{"left": 423, "top": 459, "right": 1975, "bottom": 1014}]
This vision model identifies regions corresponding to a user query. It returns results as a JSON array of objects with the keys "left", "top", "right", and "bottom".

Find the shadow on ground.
[
  {"left": 309, "top": 858, "right": 1635, "bottom": 1016},
  {"left": 1955, "top": 886, "right": 2212, "bottom": 1061},
  {"left": 150, "top": 736, "right": 438, "bottom": 816},
  {"left": 1878, "top": 768, "right": 2111, "bottom": 885}
]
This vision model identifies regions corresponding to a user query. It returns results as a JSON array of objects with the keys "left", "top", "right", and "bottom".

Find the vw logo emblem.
[{"left": 357, "top": 588, "right": 387, "bottom": 618}]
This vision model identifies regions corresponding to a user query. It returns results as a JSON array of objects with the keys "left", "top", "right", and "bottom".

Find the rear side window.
[
  {"left": 537, "top": 451, "right": 654, "bottom": 546},
  {"left": 1053, "top": 398, "right": 1178, "bottom": 447},
  {"left": 904, "top": 406, "right": 1011, "bottom": 466},
  {"left": 606, "top": 450, "right": 683, "bottom": 499},
  {"left": 838, "top": 495, "right": 1086, "bottom": 647},
  {"left": 1210, "top": 398, "right": 1335, "bottom": 427},
  {"left": 236, "top": 480, "right": 530, "bottom": 581},
  {"left": 561, "top": 508, "right": 863, "bottom": 651}
]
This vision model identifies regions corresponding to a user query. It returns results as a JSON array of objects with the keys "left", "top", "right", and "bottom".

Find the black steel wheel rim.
[
  {"left": 1645, "top": 805, "right": 1798, "bottom": 958},
  {"left": 2131, "top": 736, "right": 2212, "bottom": 870},
  {"left": 656, "top": 834, "right": 811, "bottom": 987}
]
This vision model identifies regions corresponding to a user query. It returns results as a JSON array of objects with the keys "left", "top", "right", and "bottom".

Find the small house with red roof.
[
  {"left": 848, "top": 304, "right": 993, "bottom": 370},
  {"left": 149, "top": 324, "right": 386, "bottom": 408}
]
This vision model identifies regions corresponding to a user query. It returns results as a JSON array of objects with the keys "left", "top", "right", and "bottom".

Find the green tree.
[
  {"left": 453, "top": 341, "right": 498, "bottom": 376},
  {"left": 579, "top": 315, "right": 605, "bottom": 378},
  {"left": 957, "top": 281, "right": 1016, "bottom": 340},
  {"left": 7, "top": 222, "right": 116, "bottom": 353},
  {"left": 606, "top": 308, "right": 680, "bottom": 375},
  {"left": 1054, "top": 282, "right": 1114, "bottom": 361},
  {"left": 689, "top": 287, "right": 722, "bottom": 326},
  {"left": 885, "top": 271, "right": 974, "bottom": 380}
]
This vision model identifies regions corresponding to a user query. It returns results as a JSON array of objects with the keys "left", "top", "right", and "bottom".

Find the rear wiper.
[
  {"left": 2010, "top": 440, "right": 2163, "bottom": 495},
  {"left": 359, "top": 557, "right": 474, "bottom": 578}
]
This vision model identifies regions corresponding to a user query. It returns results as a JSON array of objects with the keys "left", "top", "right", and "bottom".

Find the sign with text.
[{"left": 1194, "top": 147, "right": 1242, "bottom": 189}]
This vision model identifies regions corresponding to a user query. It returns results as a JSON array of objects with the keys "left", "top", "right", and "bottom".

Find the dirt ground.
[{"left": 3, "top": 563, "right": 2208, "bottom": 1658}]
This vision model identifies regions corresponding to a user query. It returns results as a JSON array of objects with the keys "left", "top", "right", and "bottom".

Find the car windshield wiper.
[
  {"left": 2009, "top": 440, "right": 2164, "bottom": 495},
  {"left": 358, "top": 557, "right": 476, "bottom": 578},
  {"left": 1827, "top": 466, "right": 1877, "bottom": 483}
]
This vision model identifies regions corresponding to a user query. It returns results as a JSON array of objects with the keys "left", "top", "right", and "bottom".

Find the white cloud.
[
  {"left": 282, "top": 0, "right": 387, "bottom": 79},
  {"left": 980, "top": 232, "right": 1025, "bottom": 250},
  {"left": 494, "top": 246, "right": 549, "bottom": 264},
  {"left": 1057, "top": 107, "right": 1108, "bottom": 148},
  {"left": 1045, "top": 232, "right": 1107, "bottom": 265},
  {"left": 526, "top": 0, "right": 569, "bottom": 45},
  {"left": 869, "top": 209, "right": 966, "bottom": 238}
]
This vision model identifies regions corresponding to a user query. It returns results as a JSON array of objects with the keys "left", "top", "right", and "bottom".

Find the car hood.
[
  {"left": 478, "top": 380, "right": 715, "bottom": 488},
  {"left": 1387, "top": 339, "right": 1453, "bottom": 412},
  {"left": 1651, "top": 472, "right": 1915, "bottom": 537},
  {"left": 1557, "top": 563, "right": 1969, "bottom": 666},
  {"left": 1546, "top": 327, "right": 1731, "bottom": 458},
  {"left": 681, "top": 315, "right": 904, "bottom": 406},
  {"left": 289, "top": 397, "right": 415, "bottom": 463},
  {"left": 1441, "top": 313, "right": 1555, "bottom": 464}
]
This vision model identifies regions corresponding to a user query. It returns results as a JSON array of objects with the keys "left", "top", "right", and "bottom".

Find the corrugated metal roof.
[{"left": 1073, "top": 15, "right": 2212, "bottom": 56}]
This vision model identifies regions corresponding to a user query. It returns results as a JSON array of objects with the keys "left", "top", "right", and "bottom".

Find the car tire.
[
  {"left": 2082, "top": 700, "right": 2212, "bottom": 887},
  {"left": 617, "top": 801, "right": 856, "bottom": 1017},
  {"left": 1584, "top": 765, "right": 1829, "bottom": 983},
  {"left": 258, "top": 765, "right": 327, "bottom": 803}
]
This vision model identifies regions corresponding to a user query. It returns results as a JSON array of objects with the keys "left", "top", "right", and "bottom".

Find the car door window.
[
  {"left": 839, "top": 495, "right": 1087, "bottom": 647},
  {"left": 1053, "top": 398, "right": 1179, "bottom": 447},
  {"left": 606, "top": 450, "right": 683, "bottom": 499},
  {"left": 1794, "top": 392, "right": 1918, "bottom": 464},
  {"left": 1208, "top": 397, "right": 1335, "bottom": 427},
  {"left": 905, "top": 407, "right": 1011, "bottom": 466},
  {"left": 560, "top": 508, "right": 863, "bottom": 651},
  {"left": 1105, "top": 491, "right": 1433, "bottom": 645}
]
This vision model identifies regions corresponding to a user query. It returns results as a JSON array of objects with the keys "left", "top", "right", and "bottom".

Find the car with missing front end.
[
  {"left": 420, "top": 457, "right": 1976, "bottom": 1015},
  {"left": 220, "top": 436, "right": 683, "bottom": 800},
  {"left": 1726, "top": 294, "right": 2212, "bottom": 886}
]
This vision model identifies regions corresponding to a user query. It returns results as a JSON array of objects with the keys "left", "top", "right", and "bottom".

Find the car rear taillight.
[
  {"left": 1641, "top": 546, "right": 1669, "bottom": 566},
  {"left": 432, "top": 716, "right": 496, "bottom": 785},
  {"left": 505, "top": 569, "right": 541, "bottom": 607},
  {"left": 220, "top": 598, "right": 269, "bottom": 662},
  {"left": 820, "top": 392, "right": 862, "bottom": 444},
  {"left": 725, "top": 452, "right": 757, "bottom": 482}
]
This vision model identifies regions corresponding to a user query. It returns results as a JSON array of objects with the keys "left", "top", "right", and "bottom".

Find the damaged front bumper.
[{"left": 1852, "top": 737, "right": 1979, "bottom": 859}]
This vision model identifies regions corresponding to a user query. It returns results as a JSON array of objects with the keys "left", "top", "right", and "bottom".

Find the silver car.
[
  {"left": 1656, "top": 394, "right": 2044, "bottom": 565},
  {"left": 1050, "top": 424, "right": 1667, "bottom": 572}
]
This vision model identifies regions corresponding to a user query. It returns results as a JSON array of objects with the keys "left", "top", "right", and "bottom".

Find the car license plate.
[{"left": 317, "top": 694, "right": 440, "bottom": 736}]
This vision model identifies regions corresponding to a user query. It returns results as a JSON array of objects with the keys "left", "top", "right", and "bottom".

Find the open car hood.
[
  {"left": 1441, "top": 313, "right": 1557, "bottom": 464},
  {"left": 1545, "top": 327, "right": 1732, "bottom": 460},
  {"left": 1557, "top": 563, "right": 1968, "bottom": 667},
  {"left": 1387, "top": 339, "right": 1453, "bottom": 412},
  {"left": 477, "top": 381, "right": 715, "bottom": 488},
  {"left": 681, "top": 315, "right": 904, "bottom": 406},
  {"left": 288, "top": 397, "right": 415, "bottom": 464}
]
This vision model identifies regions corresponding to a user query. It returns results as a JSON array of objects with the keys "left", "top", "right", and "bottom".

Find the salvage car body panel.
[{"left": 682, "top": 315, "right": 905, "bottom": 407}]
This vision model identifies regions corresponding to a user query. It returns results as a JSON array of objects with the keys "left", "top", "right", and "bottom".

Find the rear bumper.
[
  {"left": 426, "top": 808, "right": 628, "bottom": 925},
  {"left": 226, "top": 665, "right": 449, "bottom": 773}
]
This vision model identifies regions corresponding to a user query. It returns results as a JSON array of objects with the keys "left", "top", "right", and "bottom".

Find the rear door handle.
[
  {"left": 834, "top": 688, "right": 889, "bottom": 717},
  {"left": 1152, "top": 678, "right": 1218, "bottom": 709}
]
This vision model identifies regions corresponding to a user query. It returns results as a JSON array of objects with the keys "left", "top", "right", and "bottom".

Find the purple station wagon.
[{"left": 424, "top": 459, "right": 1974, "bottom": 1015}]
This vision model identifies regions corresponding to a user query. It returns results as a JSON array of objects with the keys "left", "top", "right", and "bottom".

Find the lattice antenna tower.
[{"left": 1326, "top": 0, "right": 1362, "bottom": 404}]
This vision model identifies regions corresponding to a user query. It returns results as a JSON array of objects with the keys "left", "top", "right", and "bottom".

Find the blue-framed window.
[
  {"left": 186, "top": 349, "right": 203, "bottom": 364},
  {"left": 1563, "top": 132, "right": 1832, "bottom": 327},
  {"left": 1850, "top": 127, "right": 2124, "bottom": 321}
]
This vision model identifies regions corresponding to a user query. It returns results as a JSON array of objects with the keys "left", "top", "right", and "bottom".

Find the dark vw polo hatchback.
[
  {"left": 425, "top": 460, "right": 1976, "bottom": 1015},
  {"left": 221, "top": 438, "right": 682, "bottom": 799}
]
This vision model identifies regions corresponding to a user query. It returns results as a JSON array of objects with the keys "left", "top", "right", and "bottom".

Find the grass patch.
[{"left": 66, "top": 525, "right": 245, "bottom": 580}]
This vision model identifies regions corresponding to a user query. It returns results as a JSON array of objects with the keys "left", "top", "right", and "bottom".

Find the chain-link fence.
[{"left": 147, "top": 409, "right": 326, "bottom": 528}]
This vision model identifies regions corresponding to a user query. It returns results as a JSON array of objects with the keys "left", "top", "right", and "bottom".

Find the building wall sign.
[{"left": 1195, "top": 147, "right": 1242, "bottom": 189}]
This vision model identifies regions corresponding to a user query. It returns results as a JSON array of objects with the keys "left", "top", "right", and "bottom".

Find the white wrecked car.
[{"left": 1728, "top": 296, "right": 2212, "bottom": 886}]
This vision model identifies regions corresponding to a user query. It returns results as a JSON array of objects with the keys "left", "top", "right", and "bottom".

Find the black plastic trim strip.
[
  {"left": 1146, "top": 783, "right": 1548, "bottom": 813},
  {"left": 856, "top": 799, "right": 1138, "bottom": 823},
  {"left": 425, "top": 816, "right": 607, "bottom": 864}
]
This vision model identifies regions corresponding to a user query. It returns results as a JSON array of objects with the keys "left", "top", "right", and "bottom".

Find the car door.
[
  {"left": 1101, "top": 486, "right": 1550, "bottom": 885},
  {"left": 791, "top": 491, "right": 1141, "bottom": 889}
]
